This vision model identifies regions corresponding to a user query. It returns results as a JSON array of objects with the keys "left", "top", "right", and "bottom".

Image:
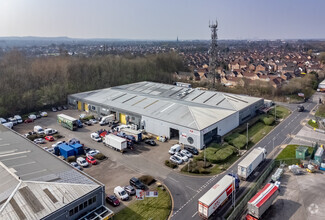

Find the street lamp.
[{"left": 246, "top": 123, "right": 249, "bottom": 150}]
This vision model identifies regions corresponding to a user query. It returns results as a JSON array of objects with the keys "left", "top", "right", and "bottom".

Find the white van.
[
  {"left": 0, "top": 118, "right": 6, "bottom": 124},
  {"left": 14, "top": 115, "right": 23, "bottom": 123},
  {"left": 44, "top": 128, "right": 58, "bottom": 135},
  {"left": 34, "top": 125, "right": 45, "bottom": 134},
  {"left": 169, "top": 144, "right": 181, "bottom": 155},
  {"left": 90, "top": 132, "right": 101, "bottom": 142},
  {"left": 2, "top": 122, "right": 13, "bottom": 129},
  {"left": 8, "top": 117, "right": 18, "bottom": 125},
  {"left": 114, "top": 186, "right": 129, "bottom": 201}
]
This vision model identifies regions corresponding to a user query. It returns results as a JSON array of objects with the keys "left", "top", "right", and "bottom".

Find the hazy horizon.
[{"left": 1, "top": 0, "right": 325, "bottom": 40}]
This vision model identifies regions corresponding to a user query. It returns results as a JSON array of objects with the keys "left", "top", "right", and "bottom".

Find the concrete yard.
[{"left": 264, "top": 170, "right": 325, "bottom": 220}]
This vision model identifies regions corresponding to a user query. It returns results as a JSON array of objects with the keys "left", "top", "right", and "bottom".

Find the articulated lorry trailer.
[
  {"left": 238, "top": 147, "right": 267, "bottom": 180},
  {"left": 198, "top": 174, "right": 239, "bottom": 219},
  {"left": 57, "top": 114, "right": 80, "bottom": 131},
  {"left": 103, "top": 134, "right": 127, "bottom": 152}
]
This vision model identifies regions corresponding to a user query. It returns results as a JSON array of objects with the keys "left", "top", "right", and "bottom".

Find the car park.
[
  {"left": 45, "top": 136, "right": 55, "bottom": 141},
  {"left": 90, "top": 132, "right": 101, "bottom": 142},
  {"left": 40, "top": 112, "right": 48, "bottom": 117},
  {"left": 106, "top": 195, "right": 120, "bottom": 207},
  {"left": 124, "top": 185, "right": 136, "bottom": 196},
  {"left": 14, "top": 115, "right": 23, "bottom": 123},
  {"left": 144, "top": 139, "right": 156, "bottom": 146},
  {"left": 76, "top": 157, "right": 89, "bottom": 167},
  {"left": 114, "top": 186, "right": 129, "bottom": 201},
  {"left": 181, "top": 149, "right": 193, "bottom": 158},
  {"left": 0, "top": 118, "right": 7, "bottom": 124},
  {"left": 24, "top": 118, "right": 34, "bottom": 123},
  {"left": 70, "top": 162, "right": 82, "bottom": 170},
  {"left": 184, "top": 145, "right": 199, "bottom": 155},
  {"left": 34, "top": 138, "right": 45, "bottom": 144},
  {"left": 129, "top": 177, "right": 145, "bottom": 190},
  {"left": 52, "top": 141, "right": 65, "bottom": 148},
  {"left": 170, "top": 155, "right": 183, "bottom": 164},
  {"left": 51, "top": 107, "right": 57, "bottom": 112},
  {"left": 86, "top": 155, "right": 97, "bottom": 165},
  {"left": 169, "top": 144, "right": 181, "bottom": 155},
  {"left": 86, "top": 149, "right": 100, "bottom": 157},
  {"left": 175, "top": 152, "right": 189, "bottom": 162}
]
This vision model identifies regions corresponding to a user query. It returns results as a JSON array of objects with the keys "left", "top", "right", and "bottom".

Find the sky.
[{"left": 0, "top": 0, "right": 325, "bottom": 40}]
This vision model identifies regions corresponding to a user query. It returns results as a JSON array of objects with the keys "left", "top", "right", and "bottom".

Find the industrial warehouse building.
[
  {"left": 0, "top": 125, "right": 113, "bottom": 220},
  {"left": 68, "top": 81, "right": 264, "bottom": 149}
]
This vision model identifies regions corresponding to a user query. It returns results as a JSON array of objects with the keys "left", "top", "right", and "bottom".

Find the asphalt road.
[{"left": 167, "top": 100, "right": 317, "bottom": 220}]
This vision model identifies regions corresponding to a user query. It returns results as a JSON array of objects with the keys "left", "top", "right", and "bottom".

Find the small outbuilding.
[{"left": 296, "top": 146, "right": 309, "bottom": 160}]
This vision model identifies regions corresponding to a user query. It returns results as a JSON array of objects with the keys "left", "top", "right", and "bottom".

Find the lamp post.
[{"left": 246, "top": 123, "right": 249, "bottom": 150}]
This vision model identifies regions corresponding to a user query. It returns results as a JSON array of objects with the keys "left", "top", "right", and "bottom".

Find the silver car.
[
  {"left": 175, "top": 152, "right": 188, "bottom": 162},
  {"left": 170, "top": 155, "right": 183, "bottom": 165},
  {"left": 181, "top": 149, "right": 193, "bottom": 158}
]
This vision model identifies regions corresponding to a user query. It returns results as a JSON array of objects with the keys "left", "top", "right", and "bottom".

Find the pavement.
[{"left": 169, "top": 99, "right": 317, "bottom": 220}]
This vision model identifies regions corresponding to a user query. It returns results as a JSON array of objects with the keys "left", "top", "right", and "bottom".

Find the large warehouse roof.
[
  {"left": 71, "top": 81, "right": 263, "bottom": 130},
  {"left": 0, "top": 125, "right": 107, "bottom": 220}
]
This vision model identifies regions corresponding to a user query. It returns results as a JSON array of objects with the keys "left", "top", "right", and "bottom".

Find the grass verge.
[
  {"left": 275, "top": 144, "right": 314, "bottom": 165},
  {"left": 308, "top": 119, "right": 319, "bottom": 129},
  {"left": 114, "top": 187, "right": 171, "bottom": 220}
]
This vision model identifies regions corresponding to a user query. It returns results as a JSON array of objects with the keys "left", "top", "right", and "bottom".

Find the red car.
[
  {"left": 45, "top": 136, "right": 55, "bottom": 141},
  {"left": 24, "top": 118, "right": 34, "bottom": 123},
  {"left": 106, "top": 195, "right": 120, "bottom": 206},
  {"left": 86, "top": 155, "right": 97, "bottom": 165}
]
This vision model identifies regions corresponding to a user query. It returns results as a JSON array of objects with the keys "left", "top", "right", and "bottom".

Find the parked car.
[
  {"left": 68, "top": 138, "right": 80, "bottom": 145},
  {"left": 175, "top": 152, "right": 189, "bottom": 162},
  {"left": 62, "top": 105, "right": 68, "bottom": 110},
  {"left": 34, "top": 138, "right": 45, "bottom": 144},
  {"left": 114, "top": 186, "right": 129, "bottom": 201},
  {"left": 129, "top": 177, "right": 145, "bottom": 190},
  {"left": 170, "top": 155, "right": 183, "bottom": 165},
  {"left": 36, "top": 114, "right": 42, "bottom": 119},
  {"left": 89, "top": 119, "right": 98, "bottom": 124},
  {"left": 76, "top": 157, "right": 89, "bottom": 167},
  {"left": 7, "top": 117, "right": 18, "bottom": 125},
  {"left": 86, "top": 155, "right": 97, "bottom": 165},
  {"left": 40, "top": 112, "right": 48, "bottom": 117},
  {"left": 124, "top": 185, "right": 136, "bottom": 196},
  {"left": 45, "top": 136, "right": 55, "bottom": 141},
  {"left": 70, "top": 162, "right": 82, "bottom": 170},
  {"left": 57, "top": 106, "right": 63, "bottom": 111},
  {"left": 169, "top": 144, "right": 181, "bottom": 155},
  {"left": 79, "top": 114, "right": 86, "bottom": 119},
  {"left": 184, "top": 145, "right": 199, "bottom": 155},
  {"left": 2, "top": 122, "right": 13, "bottom": 129},
  {"left": 181, "top": 149, "right": 193, "bottom": 158},
  {"left": 44, "top": 147, "right": 55, "bottom": 154},
  {"left": 83, "top": 146, "right": 91, "bottom": 154},
  {"left": 144, "top": 139, "right": 156, "bottom": 146},
  {"left": 14, "top": 115, "right": 23, "bottom": 123},
  {"left": 90, "top": 132, "right": 101, "bottom": 142},
  {"left": 84, "top": 121, "right": 93, "bottom": 126},
  {"left": 106, "top": 195, "right": 120, "bottom": 206},
  {"left": 52, "top": 141, "right": 65, "bottom": 148},
  {"left": 86, "top": 150, "right": 100, "bottom": 157},
  {"left": 0, "top": 118, "right": 7, "bottom": 124},
  {"left": 28, "top": 114, "right": 37, "bottom": 120},
  {"left": 24, "top": 118, "right": 34, "bottom": 123},
  {"left": 51, "top": 107, "right": 57, "bottom": 112},
  {"left": 44, "top": 128, "right": 58, "bottom": 135}
]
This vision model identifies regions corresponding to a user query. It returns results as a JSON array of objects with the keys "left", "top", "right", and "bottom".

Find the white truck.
[
  {"left": 121, "top": 128, "right": 142, "bottom": 142},
  {"left": 198, "top": 175, "right": 238, "bottom": 219},
  {"left": 99, "top": 114, "right": 115, "bottom": 126},
  {"left": 238, "top": 147, "right": 267, "bottom": 180},
  {"left": 246, "top": 182, "right": 280, "bottom": 219},
  {"left": 103, "top": 134, "right": 127, "bottom": 152}
]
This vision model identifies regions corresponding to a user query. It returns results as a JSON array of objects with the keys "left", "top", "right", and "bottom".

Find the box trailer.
[
  {"left": 59, "top": 143, "right": 75, "bottom": 159},
  {"left": 121, "top": 128, "right": 142, "bottom": 142},
  {"left": 103, "top": 134, "right": 127, "bottom": 152},
  {"left": 314, "top": 147, "right": 324, "bottom": 163},
  {"left": 238, "top": 147, "right": 267, "bottom": 180},
  {"left": 57, "top": 114, "right": 78, "bottom": 131},
  {"left": 198, "top": 174, "right": 239, "bottom": 219},
  {"left": 246, "top": 182, "right": 280, "bottom": 219}
]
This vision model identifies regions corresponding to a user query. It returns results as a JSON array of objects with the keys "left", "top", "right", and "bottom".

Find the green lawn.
[
  {"left": 276, "top": 144, "right": 314, "bottom": 165},
  {"left": 248, "top": 122, "right": 274, "bottom": 145},
  {"left": 114, "top": 187, "right": 171, "bottom": 220},
  {"left": 269, "top": 105, "right": 291, "bottom": 119},
  {"left": 308, "top": 119, "right": 319, "bottom": 129},
  {"left": 316, "top": 105, "right": 325, "bottom": 118}
]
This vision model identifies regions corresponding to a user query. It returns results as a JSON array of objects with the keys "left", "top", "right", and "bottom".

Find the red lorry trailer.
[
  {"left": 198, "top": 175, "right": 238, "bottom": 219},
  {"left": 246, "top": 182, "right": 279, "bottom": 220}
]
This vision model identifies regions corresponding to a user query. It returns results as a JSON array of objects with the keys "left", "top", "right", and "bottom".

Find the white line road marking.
[
  {"left": 192, "top": 211, "right": 198, "bottom": 218},
  {"left": 0, "top": 149, "right": 18, "bottom": 155},
  {"left": 0, "top": 150, "right": 30, "bottom": 158},
  {"left": 168, "top": 177, "right": 179, "bottom": 183},
  {"left": 0, "top": 155, "right": 27, "bottom": 161},
  {"left": 11, "top": 161, "right": 36, "bottom": 168},
  {"left": 186, "top": 185, "right": 198, "bottom": 192},
  {"left": 0, "top": 143, "right": 10, "bottom": 147}
]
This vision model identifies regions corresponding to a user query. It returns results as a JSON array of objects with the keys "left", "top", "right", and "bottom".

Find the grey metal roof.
[{"left": 71, "top": 82, "right": 263, "bottom": 130}]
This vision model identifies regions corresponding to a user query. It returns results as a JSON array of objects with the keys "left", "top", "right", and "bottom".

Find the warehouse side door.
[
  {"left": 84, "top": 103, "right": 89, "bottom": 112},
  {"left": 120, "top": 113, "right": 126, "bottom": 124},
  {"left": 78, "top": 101, "right": 82, "bottom": 111}
]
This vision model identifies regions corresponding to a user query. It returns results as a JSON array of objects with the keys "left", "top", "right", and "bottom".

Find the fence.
[{"left": 227, "top": 160, "right": 276, "bottom": 220}]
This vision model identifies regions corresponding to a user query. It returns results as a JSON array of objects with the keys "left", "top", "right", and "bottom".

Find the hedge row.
[{"left": 224, "top": 133, "right": 247, "bottom": 149}]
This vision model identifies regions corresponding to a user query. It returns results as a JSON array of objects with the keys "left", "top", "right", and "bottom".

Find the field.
[
  {"left": 114, "top": 187, "right": 171, "bottom": 220},
  {"left": 276, "top": 144, "right": 314, "bottom": 165}
]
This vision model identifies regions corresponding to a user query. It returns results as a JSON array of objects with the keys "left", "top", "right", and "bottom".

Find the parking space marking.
[
  {"left": 0, "top": 143, "right": 10, "bottom": 147},
  {"left": 11, "top": 161, "right": 36, "bottom": 168},
  {"left": 0, "top": 155, "right": 27, "bottom": 161},
  {"left": 20, "top": 169, "right": 47, "bottom": 177},
  {"left": 0, "top": 150, "right": 31, "bottom": 158},
  {"left": 192, "top": 211, "right": 198, "bottom": 218},
  {"left": 0, "top": 149, "right": 18, "bottom": 155}
]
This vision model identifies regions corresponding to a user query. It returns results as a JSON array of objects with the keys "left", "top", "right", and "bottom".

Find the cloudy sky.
[{"left": 1, "top": 0, "right": 324, "bottom": 40}]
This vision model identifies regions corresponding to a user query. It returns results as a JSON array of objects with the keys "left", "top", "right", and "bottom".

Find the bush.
[
  {"left": 224, "top": 133, "right": 247, "bottom": 149},
  {"left": 181, "top": 161, "right": 211, "bottom": 174},
  {"left": 66, "top": 156, "right": 76, "bottom": 163},
  {"left": 204, "top": 146, "right": 235, "bottom": 163},
  {"left": 260, "top": 115, "right": 275, "bottom": 125},
  {"left": 82, "top": 115, "right": 95, "bottom": 121},
  {"left": 94, "top": 153, "right": 107, "bottom": 160},
  {"left": 165, "top": 160, "right": 177, "bottom": 169},
  {"left": 139, "top": 175, "right": 156, "bottom": 185}
]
